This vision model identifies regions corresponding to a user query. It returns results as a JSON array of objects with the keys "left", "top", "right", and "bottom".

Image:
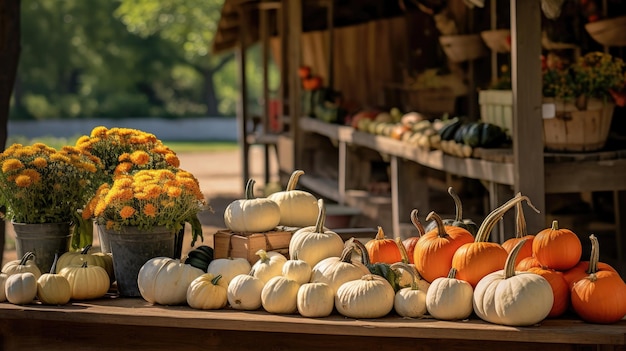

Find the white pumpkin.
[
  {"left": 137, "top": 257, "right": 204, "bottom": 305},
  {"left": 0, "top": 272, "right": 8, "bottom": 302},
  {"left": 473, "top": 239, "right": 553, "bottom": 326},
  {"left": 297, "top": 282, "right": 334, "bottom": 318},
  {"left": 426, "top": 267, "right": 473, "bottom": 320},
  {"left": 224, "top": 179, "right": 281, "bottom": 233},
  {"left": 335, "top": 274, "right": 395, "bottom": 319},
  {"left": 36, "top": 254, "right": 71, "bottom": 305},
  {"left": 251, "top": 249, "right": 287, "bottom": 283},
  {"left": 282, "top": 254, "right": 311, "bottom": 285},
  {"left": 261, "top": 275, "right": 300, "bottom": 314},
  {"left": 267, "top": 170, "right": 319, "bottom": 227},
  {"left": 186, "top": 273, "right": 228, "bottom": 310},
  {"left": 310, "top": 240, "right": 370, "bottom": 295},
  {"left": 206, "top": 257, "right": 252, "bottom": 285},
  {"left": 391, "top": 263, "right": 427, "bottom": 318},
  {"left": 227, "top": 273, "right": 265, "bottom": 310},
  {"left": 5, "top": 272, "right": 37, "bottom": 305},
  {"left": 2, "top": 252, "right": 42, "bottom": 280}
]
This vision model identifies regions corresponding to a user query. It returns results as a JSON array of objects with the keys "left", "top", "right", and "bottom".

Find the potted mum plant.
[{"left": 0, "top": 143, "right": 103, "bottom": 273}]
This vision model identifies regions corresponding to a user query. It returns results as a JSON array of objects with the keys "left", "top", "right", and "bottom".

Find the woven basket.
[
  {"left": 439, "top": 34, "right": 488, "bottom": 63},
  {"left": 585, "top": 16, "right": 626, "bottom": 47}
]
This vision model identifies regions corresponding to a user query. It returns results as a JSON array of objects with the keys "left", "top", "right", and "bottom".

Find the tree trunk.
[
  {"left": 0, "top": 0, "right": 21, "bottom": 263},
  {"left": 202, "top": 68, "right": 220, "bottom": 116}
]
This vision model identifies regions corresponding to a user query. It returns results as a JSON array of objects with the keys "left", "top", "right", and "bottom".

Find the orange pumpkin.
[
  {"left": 570, "top": 234, "right": 626, "bottom": 324},
  {"left": 527, "top": 266, "right": 570, "bottom": 318},
  {"left": 516, "top": 255, "right": 542, "bottom": 271},
  {"left": 298, "top": 66, "right": 311, "bottom": 79},
  {"left": 532, "top": 220, "right": 582, "bottom": 271},
  {"left": 451, "top": 195, "right": 536, "bottom": 288},
  {"left": 365, "top": 226, "right": 402, "bottom": 264},
  {"left": 402, "top": 209, "right": 424, "bottom": 264},
  {"left": 413, "top": 211, "right": 474, "bottom": 283},
  {"left": 501, "top": 198, "right": 534, "bottom": 267}
]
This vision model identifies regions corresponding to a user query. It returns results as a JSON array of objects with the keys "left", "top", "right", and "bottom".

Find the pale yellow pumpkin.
[
  {"left": 59, "top": 262, "right": 110, "bottom": 300},
  {"left": 36, "top": 254, "right": 71, "bottom": 305},
  {"left": 282, "top": 253, "right": 312, "bottom": 285},
  {"left": 224, "top": 179, "right": 281, "bottom": 233},
  {"left": 2, "top": 252, "right": 42, "bottom": 280},
  {"left": 186, "top": 273, "right": 228, "bottom": 310},
  {"left": 206, "top": 257, "right": 251, "bottom": 285},
  {"left": 426, "top": 267, "right": 473, "bottom": 320},
  {"left": 391, "top": 263, "right": 427, "bottom": 318},
  {"left": 227, "top": 273, "right": 265, "bottom": 310},
  {"left": 297, "top": 282, "right": 334, "bottom": 318},
  {"left": 137, "top": 257, "right": 204, "bottom": 305},
  {"left": 335, "top": 274, "right": 395, "bottom": 319},
  {"left": 261, "top": 275, "right": 300, "bottom": 314},
  {"left": 0, "top": 272, "right": 8, "bottom": 302},
  {"left": 57, "top": 245, "right": 114, "bottom": 281},
  {"left": 5, "top": 272, "right": 37, "bottom": 305},
  {"left": 250, "top": 249, "right": 286, "bottom": 283},
  {"left": 310, "top": 239, "right": 370, "bottom": 295},
  {"left": 267, "top": 170, "right": 319, "bottom": 227}
]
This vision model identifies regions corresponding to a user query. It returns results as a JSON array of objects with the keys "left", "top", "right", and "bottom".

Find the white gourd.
[
  {"left": 391, "top": 263, "right": 427, "bottom": 318},
  {"left": 473, "top": 239, "right": 554, "bottom": 326},
  {"left": 282, "top": 253, "right": 312, "bottom": 285},
  {"left": 5, "top": 272, "right": 37, "bottom": 305},
  {"left": 137, "top": 257, "right": 204, "bottom": 305},
  {"left": 297, "top": 282, "right": 334, "bottom": 318},
  {"left": 335, "top": 274, "right": 395, "bottom": 319},
  {"left": 251, "top": 250, "right": 286, "bottom": 283},
  {"left": 289, "top": 199, "right": 344, "bottom": 268},
  {"left": 267, "top": 170, "right": 319, "bottom": 227},
  {"left": 261, "top": 276, "right": 300, "bottom": 314},
  {"left": 426, "top": 267, "right": 474, "bottom": 320},
  {"left": 227, "top": 273, "right": 265, "bottom": 310},
  {"left": 310, "top": 240, "right": 370, "bottom": 295},
  {"left": 206, "top": 257, "right": 252, "bottom": 285},
  {"left": 224, "top": 179, "right": 281, "bottom": 233},
  {"left": 2, "top": 252, "right": 42, "bottom": 280},
  {"left": 186, "top": 273, "right": 228, "bottom": 310}
]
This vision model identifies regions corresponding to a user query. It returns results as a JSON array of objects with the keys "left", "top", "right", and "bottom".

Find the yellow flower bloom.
[
  {"left": 2, "top": 159, "right": 24, "bottom": 173},
  {"left": 130, "top": 150, "right": 150, "bottom": 166},
  {"left": 119, "top": 206, "right": 136, "bottom": 219},
  {"left": 30, "top": 157, "right": 48, "bottom": 168},
  {"left": 14, "top": 174, "right": 33, "bottom": 187},
  {"left": 143, "top": 203, "right": 157, "bottom": 217}
]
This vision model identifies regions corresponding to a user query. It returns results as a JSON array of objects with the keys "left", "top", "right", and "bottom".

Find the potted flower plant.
[{"left": 0, "top": 143, "right": 103, "bottom": 273}]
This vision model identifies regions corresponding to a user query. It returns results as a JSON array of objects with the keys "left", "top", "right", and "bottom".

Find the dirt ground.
[{"left": 2, "top": 146, "right": 278, "bottom": 266}]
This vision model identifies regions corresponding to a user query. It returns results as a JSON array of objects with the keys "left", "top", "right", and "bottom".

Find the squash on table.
[
  {"left": 501, "top": 196, "right": 535, "bottom": 267},
  {"left": 413, "top": 211, "right": 474, "bottom": 283},
  {"left": 353, "top": 239, "right": 401, "bottom": 292},
  {"left": 310, "top": 238, "right": 370, "bottom": 295},
  {"left": 391, "top": 262, "right": 427, "bottom": 318},
  {"left": 335, "top": 274, "right": 395, "bottom": 319},
  {"left": 186, "top": 273, "right": 228, "bottom": 310},
  {"left": 563, "top": 242, "right": 618, "bottom": 289},
  {"left": 251, "top": 249, "right": 287, "bottom": 284},
  {"left": 185, "top": 245, "right": 215, "bottom": 272},
  {"left": 0, "top": 271, "right": 8, "bottom": 302},
  {"left": 297, "top": 282, "right": 334, "bottom": 318},
  {"left": 426, "top": 267, "right": 473, "bottom": 321},
  {"left": 224, "top": 178, "right": 281, "bottom": 233},
  {"left": 473, "top": 239, "right": 553, "bottom": 326},
  {"left": 57, "top": 244, "right": 114, "bottom": 280},
  {"left": 365, "top": 226, "right": 402, "bottom": 264},
  {"left": 37, "top": 253, "right": 71, "bottom": 305},
  {"left": 395, "top": 237, "right": 430, "bottom": 292},
  {"left": 570, "top": 234, "right": 626, "bottom": 324},
  {"left": 423, "top": 187, "right": 478, "bottom": 235},
  {"left": 5, "top": 272, "right": 37, "bottom": 305},
  {"left": 206, "top": 257, "right": 251, "bottom": 286},
  {"left": 288, "top": 199, "right": 344, "bottom": 267},
  {"left": 532, "top": 220, "right": 582, "bottom": 271},
  {"left": 527, "top": 265, "right": 570, "bottom": 318},
  {"left": 452, "top": 194, "right": 538, "bottom": 288},
  {"left": 402, "top": 209, "right": 425, "bottom": 264},
  {"left": 59, "top": 262, "right": 110, "bottom": 300},
  {"left": 3, "top": 252, "right": 42, "bottom": 279},
  {"left": 227, "top": 272, "right": 265, "bottom": 310},
  {"left": 282, "top": 252, "right": 312, "bottom": 285},
  {"left": 267, "top": 170, "right": 319, "bottom": 227},
  {"left": 261, "top": 275, "right": 300, "bottom": 314},
  {"left": 137, "top": 257, "right": 204, "bottom": 305}
]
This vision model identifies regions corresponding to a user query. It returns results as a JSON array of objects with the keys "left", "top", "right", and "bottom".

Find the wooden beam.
[
  {"left": 236, "top": 5, "right": 250, "bottom": 191},
  {"left": 287, "top": 0, "right": 302, "bottom": 171}
]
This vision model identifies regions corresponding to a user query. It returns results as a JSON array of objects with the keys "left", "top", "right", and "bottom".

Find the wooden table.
[{"left": 1, "top": 296, "right": 624, "bottom": 351}]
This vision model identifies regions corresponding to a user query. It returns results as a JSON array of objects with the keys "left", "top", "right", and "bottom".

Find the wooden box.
[{"left": 212, "top": 229, "right": 293, "bottom": 264}]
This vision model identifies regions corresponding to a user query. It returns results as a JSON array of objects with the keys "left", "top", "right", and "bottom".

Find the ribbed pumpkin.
[
  {"left": 224, "top": 179, "right": 281, "bottom": 233},
  {"left": 452, "top": 195, "right": 537, "bottom": 288},
  {"left": 365, "top": 226, "right": 402, "bottom": 264},
  {"left": 56, "top": 245, "right": 114, "bottom": 280},
  {"left": 563, "top": 235, "right": 618, "bottom": 288},
  {"left": 532, "top": 220, "right": 582, "bottom": 271},
  {"left": 36, "top": 254, "right": 71, "bottom": 305},
  {"left": 267, "top": 170, "right": 319, "bottom": 227},
  {"left": 501, "top": 197, "right": 535, "bottom": 267},
  {"left": 3, "top": 252, "right": 42, "bottom": 280},
  {"left": 310, "top": 239, "right": 370, "bottom": 295},
  {"left": 426, "top": 267, "right": 474, "bottom": 321},
  {"left": 59, "top": 262, "right": 110, "bottom": 300},
  {"left": 570, "top": 234, "right": 626, "bottom": 324},
  {"left": 516, "top": 255, "right": 542, "bottom": 271},
  {"left": 527, "top": 266, "right": 570, "bottom": 318},
  {"left": 402, "top": 209, "right": 424, "bottom": 264},
  {"left": 413, "top": 211, "right": 474, "bottom": 283}
]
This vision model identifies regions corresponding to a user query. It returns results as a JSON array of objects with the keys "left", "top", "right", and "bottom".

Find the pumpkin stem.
[
  {"left": 314, "top": 199, "right": 327, "bottom": 233},
  {"left": 286, "top": 170, "right": 305, "bottom": 191},
  {"left": 586, "top": 234, "right": 600, "bottom": 275},
  {"left": 244, "top": 179, "right": 257, "bottom": 200},
  {"left": 339, "top": 239, "right": 358, "bottom": 264},
  {"left": 391, "top": 262, "right": 419, "bottom": 290},
  {"left": 81, "top": 244, "right": 92, "bottom": 255},
  {"left": 211, "top": 274, "right": 223, "bottom": 285},
  {"left": 395, "top": 237, "right": 410, "bottom": 264},
  {"left": 374, "top": 226, "right": 386, "bottom": 240},
  {"left": 448, "top": 187, "right": 463, "bottom": 222},
  {"left": 475, "top": 194, "right": 539, "bottom": 243},
  {"left": 19, "top": 252, "right": 35, "bottom": 266},
  {"left": 515, "top": 193, "right": 527, "bottom": 239},
  {"left": 410, "top": 209, "right": 425, "bottom": 237},
  {"left": 255, "top": 249, "right": 269, "bottom": 263},
  {"left": 551, "top": 220, "right": 559, "bottom": 231},
  {"left": 50, "top": 253, "right": 60, "bottom": 274},
  {"left": 426, "top": 211, "right": 448, "bottom": 239},
  {"left": 352, "top": 239, "right": 371, "bottom": 266},
  {"left": 446, "top": 267, "right": 458, "bottom": 279},
  {"left": 81, "top": 261, "right": 89, "bottom": 268},
  {"left": 504, "top": 239, "right": 527, "bottom": 279}
]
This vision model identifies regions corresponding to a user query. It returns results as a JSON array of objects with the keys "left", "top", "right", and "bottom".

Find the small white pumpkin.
[
  {"left": 473, "top": 239, "right": 554, "bottom": 326},
  {"left": 227, "top": 273, "right": 265, "bottom": 310},
  {"left": 206, "top": 257, "right": 252, "bottom": 285},
  {"left": 251, "top": 249, "right": 287, "bottom": 283},
  {"left": 137, "top": 257, "right": 204, "bottom": 305},
  {"left": 310, "top": 239, "right": 370, "bottom": 295},
  {"left": 391, "top": 263, "right": 427, "bottom": 318},
  {"left": 261, "top": 275, "right": 300, "bottom": 314},
  {"left": 224, "top": 179, "right": 281, "bottom": 233},
  {"left": 267, "top": 170, "right": 319, "bottom": 227},
  {"left": 395, "top": 238, "right": 430, "bottom": 292},
  {"left": 5, "top": 272, "right": 37, "bottom": 305},
  {"left": 0, "top": 272, "right": 8, "bottom": 302},
  {"left": 335, "top": 274, "right": 395, "bottom": 319},
  {"left": 297, "top": 282, "right": 334, "bottom": 318},
  {"left": 426, "top": 267, "right": 473, "bottom": 320},
  {"left": 36, "top": 253, "right": 71, "bottom": 305},
  {"left": 2, "top": 252, "right": 42, "bottom": 280},
  {"left": 289, "top": 199, "right": 344, "bottom": 268},
  {"left": 186, "top": 273, "right": 228, "bottom": 310},
  {"left": 282, "top": 253, "right": 311, "bottom": 285},
  {"left": 58, "top": 262, "right": 110, "bottom": 300}
]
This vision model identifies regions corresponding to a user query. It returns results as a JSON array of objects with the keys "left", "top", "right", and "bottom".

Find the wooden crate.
[{"left": 212, "top": 229, "right": 293, "bottom": 264}]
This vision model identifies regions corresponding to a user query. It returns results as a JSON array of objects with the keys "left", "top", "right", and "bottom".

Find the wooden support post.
[
  {"left": 287, "top": 0, "right": 302, "bottom": 171},
  {"left": 260, "top": 0, "right": 271, "bottom": 185},
  {"left": 236, "top": 6, "right": 250, "bottom": 191}
]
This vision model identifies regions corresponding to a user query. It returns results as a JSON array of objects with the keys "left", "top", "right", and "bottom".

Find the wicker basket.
[
  {"left": 585, "top": 16, "right": 626, "bottom": 47},
  {"left": 439, "top": 34, "right": 488, "bottom": 63},
  {"left": 542, "top": 98, "right": 615, "bottom": 152},
  {"left": 480, "top": 30, "right": 511, "bottom": 53}
]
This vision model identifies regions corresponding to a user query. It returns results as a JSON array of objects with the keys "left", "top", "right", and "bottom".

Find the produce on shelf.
[
  {"left": 391, "top": 262, "right": 428, "bottom": 318},
  {"left": 267, "top": 170, "right": 319, "bottom": 227},
  {"left": 473, "top": 239, "right": 554, "bottom": 326},
  {"left": 137, "top": 257, "right": 203, "bottom": 305},
  {"left": 364, "top": 226, "right": 403, "bottom": 264},
  {"left": 424, "top": 187, "right": 478, "bottom": 235},
  {"left": 36, "top": 254, "right": 71, "bottom": 305},
  {"left": 227, "top": 273, "right": 264, "bottom": 310},
  {"left": 59, "top": 262, "right": 110, "bottom": 300},
  {"left": 3, "top": 252, "right": 42, "bottom": 279},
  {"left": 186, "top": 273, "right": 228, "bottom": 310},
  {"left": 261, "top": 275, "right": 300, "bottom": 314},
  {"left": 56, "top": 245, "right": 114, "bottom": 281},
  {"left": 185, "top": 245, "right": 215, "bottom": 272},
  {"left": 250, "top": 249, "right": 287, "bottom": 284},
  {"left": 4, "top": 272, "right": 37, "bottom": 305},
  {"left": 297, "top": 282, "right": 334, "bottom": 318},
  {"left": 426, "top": 267, "right": 473, "bottom": 321},
  {"left": 570, "top": 234, "right": 626, "bottom": 324},
  {"left": 501, "top": 197, "right": 535, "bottom": 267},
  {"left": 532, "top": 220, "right": 582, "bottom": 271},
  {"left": 282, "top": 253, "right": 312, "bottom": 285},
  {"left": 310, "top": 238, "right": 370, "bottom": 295},
  {"left": 335, "top": 274, "right": 395, "bottom": 319},
  {"left": 224, "top": 179, "right": 281, "bottom": 233},
  {"left": 206, "top": 257, "right": 251, "bottom": 286}
]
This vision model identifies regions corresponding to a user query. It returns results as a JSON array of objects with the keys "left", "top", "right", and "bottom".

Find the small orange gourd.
[
  {"left": 532, "top": 220, "right": 582, "bottom": 271},
  {"left": 365, "top": 226, "right": 402, "bottom": 264},
  {"left": 501, "top": 196, "right": 535, "bottom": 267}
]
